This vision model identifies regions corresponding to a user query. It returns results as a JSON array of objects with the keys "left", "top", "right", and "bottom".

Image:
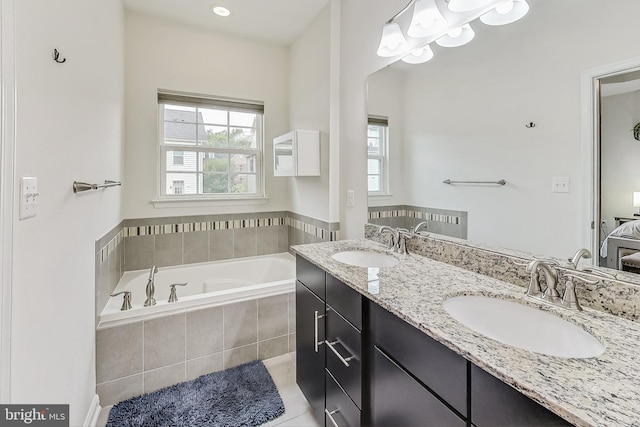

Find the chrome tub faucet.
[{"left": 144, "top": 265, "right": 158, "bottom": 307}]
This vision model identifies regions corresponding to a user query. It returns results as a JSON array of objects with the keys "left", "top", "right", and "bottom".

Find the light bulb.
[
  {"left": 496, "top": 1, "right": 514, "bottom": 14},
  {"left": 408, "top": 0, "right": 448, "bottom": 38},
  {"left": 435, "top": 23, "right": 475, "bottom": 47},
  {"left": 448, "top": 27, "right": 463, "bottom": 38}
]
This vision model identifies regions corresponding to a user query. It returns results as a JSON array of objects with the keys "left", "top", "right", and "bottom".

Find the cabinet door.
[
  {"left": 372, "top": 347, "right": 466, "bottom": 427},
  {"left": 296, "top": 281, "right": 326, "bottom": 423},
  {"left": 372, "top": 303, "right": 467, "bottom": 416},
  {"left": 274, "top": 131, "right": 296, "bottom": 176},
  {"left": 471, "top": 364, "right": 573, "bottom": 427}
]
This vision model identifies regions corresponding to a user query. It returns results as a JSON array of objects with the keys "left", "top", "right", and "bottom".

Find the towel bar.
[
  {"left": 73, "top": 180, "right": 121, "bottom": 193},
  {"left": 443, "top": 179, "right": 506, "bottom": 186}
]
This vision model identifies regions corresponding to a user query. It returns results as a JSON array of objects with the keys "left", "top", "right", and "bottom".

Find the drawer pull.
[
  {"left": 326, "top": 340, "right": 356, "bottom": 367},
  {"left": 325, "top": 408, "right": 341, "bottom": 427},
  {"left": 314, "top": 310, "right": 325, "bottom": 353}
]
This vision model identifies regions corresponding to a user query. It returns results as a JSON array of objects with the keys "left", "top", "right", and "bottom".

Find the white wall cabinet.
[{"left": 273, "top": 130, "right": 320, "bottom": 177}]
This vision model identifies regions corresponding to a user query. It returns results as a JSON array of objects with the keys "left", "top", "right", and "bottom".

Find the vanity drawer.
[
  {"left": 326, "top": 274, "right": 362, "bottom": 330},
  {"left": 371, "top": 302, "right": 467, "bottom": 416},
  {"left": 296, "top": 255, "right": 325, "bottom": 300},
  {"left": 372, "top": 346, "right": 466, "bottom": 427},
  {"left": 326, "top": 307, "right": 362, "bottom": 408},
  {"left": 326, "top": 370, "right": 361, "bottom": 427}
]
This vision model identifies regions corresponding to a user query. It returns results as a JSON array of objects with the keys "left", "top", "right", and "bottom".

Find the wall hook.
[
  {"left": 525, "top": 122, "right": 536, "bottom": 128},
  {"left": 52, "top": 49, "right": 66, "bottom": 64}
]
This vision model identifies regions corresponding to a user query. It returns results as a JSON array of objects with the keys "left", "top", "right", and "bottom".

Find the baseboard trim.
[{"left": 83, "top": 394, "right": 101, "bottom": 427}]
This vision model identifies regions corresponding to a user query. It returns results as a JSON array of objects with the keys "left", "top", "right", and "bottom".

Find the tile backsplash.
[
  {"left": 368, "top": 204, "right": 467, "bottom": 239},
  {"left": 95, "top": 211, "right": 339, "bottom": 322}
]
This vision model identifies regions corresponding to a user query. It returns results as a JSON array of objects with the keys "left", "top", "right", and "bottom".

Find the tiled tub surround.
[
  {"left": 368, "top": 205, "right": 467, "bottom": 239},
  {"left": 292, "top": 239, "right": 640, "bottom": 427},
  {"left": 96, "top": 292, "right": 296, "bottom": 406},
  {"left": 95, "top": 212, "right": 339, "bottom": 324},
  {"left": 365, "top": 223, "right": 640, "bottom": 322}
]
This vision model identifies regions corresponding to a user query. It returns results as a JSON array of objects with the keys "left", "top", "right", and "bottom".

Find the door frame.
[
  {"left": 581, "top": 55, "right": 640, "bottom": 262},
  {"left": 0, "top": 0, "right": 15, "bottom": 403}
]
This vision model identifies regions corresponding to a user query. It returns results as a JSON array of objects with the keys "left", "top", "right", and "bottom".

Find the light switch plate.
[
  {"left": 552, "top": 176, "right": 570, "bottom": 193},
  {"left": 19, "top": 176, "right": 38, "bottom": 220},
  {"left": 347, "top": 190, "right": 355, "bottom": 207}
]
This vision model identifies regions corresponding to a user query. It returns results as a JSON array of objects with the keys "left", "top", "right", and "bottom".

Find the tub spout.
[{"left": 144, "top": 265, "right": 158, "bottom": 307}]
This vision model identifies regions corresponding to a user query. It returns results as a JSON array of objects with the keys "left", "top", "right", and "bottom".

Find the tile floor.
[{"left": 95, "top": 352, "right": 321, "bottom": 427}]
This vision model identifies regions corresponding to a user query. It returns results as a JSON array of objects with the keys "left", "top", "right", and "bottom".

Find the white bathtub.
[{"left": 98, "top": 252, "right": 296, "bottom": 329}]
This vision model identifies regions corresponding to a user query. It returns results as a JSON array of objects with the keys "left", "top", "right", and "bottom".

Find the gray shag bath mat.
[{"left": 106, "top": 360, "right": 285, "bottom": 427}]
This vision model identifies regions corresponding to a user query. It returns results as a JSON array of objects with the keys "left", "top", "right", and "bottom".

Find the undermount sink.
[
  {"left": 443, "top": 295, "right": 605, "bottom": 358},
  {"left": 331, "top": 250, "right": 399, "bottom": 268}
]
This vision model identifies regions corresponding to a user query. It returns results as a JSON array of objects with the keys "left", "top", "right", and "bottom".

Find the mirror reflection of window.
[{"left": 368, "top": 116, "right": 389, "bottom": 195}]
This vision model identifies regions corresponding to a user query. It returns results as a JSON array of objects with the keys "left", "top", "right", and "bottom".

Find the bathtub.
[{"left": 98, "top": 252, "right": 296, "bottom": 329}]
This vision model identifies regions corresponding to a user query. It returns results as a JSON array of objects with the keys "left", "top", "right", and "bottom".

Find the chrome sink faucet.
[
  {"left": 412, "top": 221, "right": 429, "bottom": 235},
  {"left": 525, "top": 260, "right": 560, "bottom": 304},
  {"left": 378, "top": 225, "right": 410, "bottom": 254},
  {"left": 144, "top": 265, "right": 158, "bottom": 307},
  {"left": 568, "top": 248, "right": 592, "bottom": 269}
]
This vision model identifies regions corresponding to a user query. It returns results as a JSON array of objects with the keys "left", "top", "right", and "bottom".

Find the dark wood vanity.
[{"left": 296, "top": 255, "right": 573, "bottom": 427}]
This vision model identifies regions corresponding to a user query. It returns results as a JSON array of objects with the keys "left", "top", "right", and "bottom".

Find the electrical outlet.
[{"left": 552, "top": 176, "right": 570, "bottom": 193}]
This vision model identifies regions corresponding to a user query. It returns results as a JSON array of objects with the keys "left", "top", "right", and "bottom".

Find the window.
[
  {"left": 368, "top": 116, "right": 389, "bottom": 195},
  {"left": 173, "top": 151, "right": 184, "bottom": 166},
  {"left": 158, "top": 91, "right": 264, "bottom": 199},
  {"left": 172, "top": 180, "right": 184, "bottom": 195}
]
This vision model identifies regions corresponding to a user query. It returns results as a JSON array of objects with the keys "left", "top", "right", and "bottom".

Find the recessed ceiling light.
[{"left": 212, "top": 6, "right": 230, "bottom": 17}]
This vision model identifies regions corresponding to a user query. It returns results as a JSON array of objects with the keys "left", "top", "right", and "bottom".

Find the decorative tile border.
[
  {"left": 368, "top": 207, "right": 461, "bottom": 225},
  {"left": 96, "top": 212, "right": 339, "bottom": 268}
]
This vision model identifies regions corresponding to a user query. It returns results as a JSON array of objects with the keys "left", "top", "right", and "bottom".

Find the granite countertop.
[{"left": 292, "top": 239, "right": 640, "bottom": 427}]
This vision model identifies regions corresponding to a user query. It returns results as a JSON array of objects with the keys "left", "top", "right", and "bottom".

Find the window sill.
[
  {"left": 368, "top": 193, "right": 394, "bottom": 200},
  {"left": 152, "top": 196, "right": 269, "bottom": 209}
]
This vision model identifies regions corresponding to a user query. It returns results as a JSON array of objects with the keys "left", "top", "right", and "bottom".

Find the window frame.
[
  {"left": 156, "top": 91, "right": 265, "bottom": 202},
  {"left": 367, "top": 116, "right": 390, "bottom": 196}
]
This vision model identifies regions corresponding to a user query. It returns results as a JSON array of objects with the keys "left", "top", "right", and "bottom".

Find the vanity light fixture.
[
  {"left": 407, "top": 0, "right": 448, "bottom": 38},
  {"left": 212, "top": 5, "right": 231, "bottom": 17},
  {"left": 375, "top": 0, "right": 530, "bottom": 62},
  {"left": 401, "top": 45, "right": 435, "bottom": 64},
  {"left": 435, "top": 23, "right": 475, "bottom": 47},
  {"left": 480, "top": 0, "right": 529, "bottom": 25}
]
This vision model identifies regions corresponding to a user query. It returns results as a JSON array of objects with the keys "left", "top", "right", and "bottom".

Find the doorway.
[{"left": 583, "top": 56, "right": 640, "bottom": 270}]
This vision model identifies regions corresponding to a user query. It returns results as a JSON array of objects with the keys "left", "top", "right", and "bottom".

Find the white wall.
[
  {"left": 123, "top": 12, "right": 290, "bottom": 219},
  {"left": 338, "top": 0, "right": 400, "bottom": 238},
  {"left": 13, "top": 0, "right": 124, "bottom": 423},
  {"left": 601, "top": 91, "right": 640, "bottom": 237},
  {"left": 341, "top": 0, "right": 640, "bottom": 256},
  {"left": 366, "top": 67, "right": 405, "bottom": 207},
  {"left": 288, "top": 5, "right": 331, "bottom": 221}
]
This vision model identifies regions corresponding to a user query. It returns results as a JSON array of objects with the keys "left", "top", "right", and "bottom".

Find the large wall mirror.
[{"left": 366, "top": 0, "right": 640, "bottom": 284}]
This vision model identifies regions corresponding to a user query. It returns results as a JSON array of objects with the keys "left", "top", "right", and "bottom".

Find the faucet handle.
[
  {"left": 562, "top": 274, "right": 600, "bottom": 311},
  {"left": 110, "top": 291, "right": 132, "bottom": 311},
  {"left": 168, "top": 282, "right": 188, "bottom": 303}
]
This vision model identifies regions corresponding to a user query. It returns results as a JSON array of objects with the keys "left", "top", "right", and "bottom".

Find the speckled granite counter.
[{"left": 292, "top": 239, "right": 640, "bottom": 427}]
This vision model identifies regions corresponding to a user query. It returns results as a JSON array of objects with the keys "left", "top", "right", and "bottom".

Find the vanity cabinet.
[
  {"left": 296, "top": 256, "right": 363, "bottom": 426},
  {"left": 296, "top": 255, "right": 575, "bottom": 427},
  {"left": 273, "top": 129, "right": 320, "bottom": 177}
]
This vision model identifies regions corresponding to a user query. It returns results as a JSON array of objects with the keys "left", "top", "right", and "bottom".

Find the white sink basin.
[
  {"left": 443, "top": 295, "right": 605, "bottom": 358},
  {"left": 331, "top": 250, "right": 399, "bottom": 268}
]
